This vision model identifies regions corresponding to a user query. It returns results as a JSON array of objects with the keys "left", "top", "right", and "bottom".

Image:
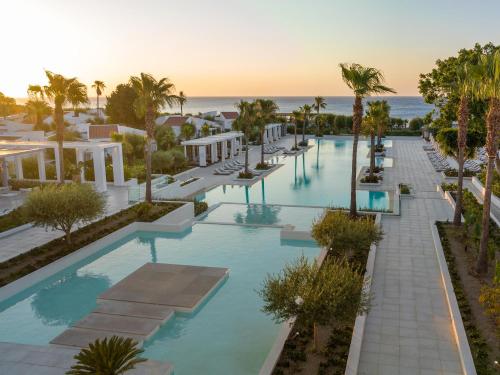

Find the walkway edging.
[
  {"left": 430, "top": 222, "right": 477, "bottom": 375},
  {"left": 344, "top": 213, "right": 381, "bottom": 375}
]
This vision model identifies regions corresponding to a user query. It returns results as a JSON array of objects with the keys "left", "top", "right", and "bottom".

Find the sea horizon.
[{"left": 14, "top": 95, "right": 433, "bottom": 120}]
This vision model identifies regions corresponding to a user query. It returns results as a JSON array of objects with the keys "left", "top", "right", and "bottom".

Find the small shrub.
[
  {"left": 399, "top": 183, "right": 410, "bottom": 194},
  {"left": 478, "top": 168, "right": 500, "bottom": 197},
  {"left": 444, "top": 168, "right": 476, "bottom": 177},
  {"left": 194, "top": 201, "right": 208, "bottom": 216},
  {"left": 298, "top": 140, "right": 308, "bottom": 147},
  {"left": 9, "top": 179, "right": 55, "bottom": 191},
  {"left": 441, "top": 182, "right": 458, "bottom": 192},
  {"left": 360, "top": 175, "right": 380, "bottom": 183},
  {"left": 238, "top": 171, "right": 254, "bottom": 179}
]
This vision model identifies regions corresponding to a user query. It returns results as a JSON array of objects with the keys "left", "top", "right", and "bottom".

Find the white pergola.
[
  {"left": 0, "top": 140, "right": 125, "bottom": 192},
  {"left": 263, "top": 123, "right": 287, "bottom": 144},
  {"left": 181, "top": 131, "right": 244, "bottom": 167}
]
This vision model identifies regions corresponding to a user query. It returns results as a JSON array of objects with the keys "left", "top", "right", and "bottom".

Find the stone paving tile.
[{"left": 358, "top": 139, "right": 463, "bottom": 375}]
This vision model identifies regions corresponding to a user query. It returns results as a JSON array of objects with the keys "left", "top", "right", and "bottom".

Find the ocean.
[{"left": 17, "top": 96, "right": 433, "bottom": 120}]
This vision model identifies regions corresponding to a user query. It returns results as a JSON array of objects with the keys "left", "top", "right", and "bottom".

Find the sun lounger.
[{"left": 214, "top": 168, "right": 233, "bottom": 175}]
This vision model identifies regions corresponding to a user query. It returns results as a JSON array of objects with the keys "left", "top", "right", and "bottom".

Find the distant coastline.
[{"left": 14, "top": 95, "right": 432, "bottom": 120}]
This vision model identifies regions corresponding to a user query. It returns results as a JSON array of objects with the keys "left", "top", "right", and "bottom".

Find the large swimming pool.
[
  {"left": 197, "top": 139, "right": 391, "bottom": 211},
  {"left": 0, "top": 224, "right": 319, "bottom": 374},
  {"left": 0, "top": 137, "right": 392, "bottom": 374}
]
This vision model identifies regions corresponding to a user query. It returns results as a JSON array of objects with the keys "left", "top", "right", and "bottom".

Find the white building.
[
  {"left": 71, "top": 123, "right": 146, "bottom": 141},
  {"left": 215, "top": 112, "right": 238, "bottom": 130},
  {"left": 156, "top": 116, "right": 221, "bottom": 138}
]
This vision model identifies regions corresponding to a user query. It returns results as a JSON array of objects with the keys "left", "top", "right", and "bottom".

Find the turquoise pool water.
[
  {"left": 200, "top": 203, "right": 325, "bottom": 231},
  {"left": 0, "top": 224, "right": 319, "bottom": 374},
  {"left": 197, "top": 139, "right": 391, "bottom": 211}
]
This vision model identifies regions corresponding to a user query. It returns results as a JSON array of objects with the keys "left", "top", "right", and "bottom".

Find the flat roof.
[
  {"left": 0, "top": 147, "right": 44, "bottom": 159},
  {"left": 181, "top": 131, "right": 243, "bottom": 146},
  {"left": 0, "top": 140, "right": 120, "bottom": 149}
]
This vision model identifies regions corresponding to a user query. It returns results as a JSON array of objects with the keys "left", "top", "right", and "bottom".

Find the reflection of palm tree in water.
[
  {"left": 234, "top": 203, "right": 281, "bottom": 225},
  {"left": 314, "top": 139, "right": 324, "bottom": 174},
  {"left": 31, "top": 273, "right": 111, "bottom": 326},
  {"left": 138, "top": 237, "right": 157, "bottom": 263},
  {"left": 291, "top": 154, "right": 311, "bottom": 189}
]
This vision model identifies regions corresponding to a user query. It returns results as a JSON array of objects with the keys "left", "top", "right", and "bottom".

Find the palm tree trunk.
[
  {"left": 261, "top": 129, "right": 265, "bottom": 165},
  {"left": 55, "top": 101, "right": 65, "bottom": 183},
  {"left": 245, "top": 134, "right": 249, "bottom": 174},
  {"left": 316, "top": 110, "right": 320, "bottom": 136},
  {"left": 302, "top": 118, "right": 306, "bottom": 143},
  {"left": 370, "top": 130, "right": 375, "bottom": 177},
  {"left": 476, "top": 98, "right": 500, "bottom": 274},
  {"left": 454, "top": 95, "right": 469, "bottom": 226},
  {"left": 145, "top": 105, "right": 155, "bottom": 203},
  {"left": 377, "top": 124, "right": 383, "bottom": 147},
  {"left": 96, "top": 95, "right": 100, "bottom": 118},
  {"left": 294, "top": 123, "right": 298, "bottom": 149},
  {"left": 180, "top": 103, "right": 183, "bottom": 116},
  {"left": 350, "top": 96, "right": 362, "bottom": 217}
]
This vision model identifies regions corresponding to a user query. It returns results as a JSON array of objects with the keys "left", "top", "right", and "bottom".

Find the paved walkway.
[{"left": 358, "top": 139, "right": 463, "bottom": 375}]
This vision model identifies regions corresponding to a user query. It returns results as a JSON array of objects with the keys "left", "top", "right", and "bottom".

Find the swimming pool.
[
  {"left": 197, "top": 139, "right": 391, "bottom": 211},
  {"left": 0, "top": 224, "right": 319, "bottom": 374}
]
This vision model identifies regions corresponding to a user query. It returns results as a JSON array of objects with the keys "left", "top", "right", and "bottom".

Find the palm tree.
[
  {"left": 66, "top": 336, "right": 146, "bottom": 375},
  {"left": 130, "top": 73, "right": 177, "bottom": 203},
  {"left": 44, "top": 70, "right": 86, "bottom": 183},
  {"left": 67, "top": 81, "right": 89, "bottom": 117},
  {"left": 27, "top": 84, "right": 49, "bottom": 127},
  {"left": 312, "top": 96, "right": 326, "bottom": 136},
  {"left": 339, "top": 63, "right": 395, "bottom": 217},
  {"left": 255, "top": 99, "right": 279, "bottom": 166},
  {"left": 375, "top": 101, "right": 391, "bottom": 147},
  {"left": 233, "top": 100, "right": 258, "bottom": 175},
  {"left": 363, "top": 100, "right": 390, "bottom": 177},
  {"left": 470, "top": 51, "right": 500, "bottom": 274},
  {"left": 91, "top": 80, "right": 106, "bottom": 118},
  {"left": 177, "top": 91, "right": 187, "bottom": 116},
  {"left": 291, "top": 110, "right": 302, "bottom": 150},
  {"left": 299, "top": 104, "right": 312, "bottom": 144},
  {"left": 453, "top": 64, "right": 473, "bottom": 227}
]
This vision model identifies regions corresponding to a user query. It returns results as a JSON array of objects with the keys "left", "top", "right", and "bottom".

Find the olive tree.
[
  {"left": 312, "top": 210, "right": 382, "bottom": 259},
  {"left": 24, "top": 183, "right": 105, "bottom": 244},
  {"left": 259, "top": 256, "right": 369, "bottom": 351}
]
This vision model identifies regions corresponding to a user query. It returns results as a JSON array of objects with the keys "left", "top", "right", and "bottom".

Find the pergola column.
[
  {"left": 92, "top": 148, "right": 107, "bottom": 192},
  {"left": 15, "top": 156, "right": 24, "bottom": 180},
  {"left": 238, "top": 136, "right": 243, "bottom": 156},
  {"left": 211, "top": 142, "right": 217, "bottom": 163},
  {"left": 198, "top": 145, "right": 207, "bottom": 167},
  {"left": 76, "top": 148, "right": 85, "bottom": 182},
  {"left": 230, "top": 138, "right": 236, "bottom": 156},
  {"left": 111, "top": 144, "right": 125, "bottom": 185},
  {"left": 221, "top": 141, "right": 227, "bottom": 162},
  {"left": 54, "top": 147, "right": 61, "bottom": 182},
  {"left": 263, "top": 129, "right": 268, "bottom": 144},
  {"left": 1, "top": 160, "right": 8, "bottom": 187},
  {"left": 37, "top": 150, "right": 46, "bottom": 181}
]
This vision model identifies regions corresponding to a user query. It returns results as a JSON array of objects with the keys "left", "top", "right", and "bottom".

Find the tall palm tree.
[
  {"left": 453, "top": 64, "right": 473, "bottom": 226},
  {"left": 470, "top": 51, "right": 500, "bottom": 274},
  {"left": 130, "top": 73, "right": 177, "bottom": 203},
  {"left": 291, "top": 110, "right": 302, "bottom": 150},
  {"left": 233, "top": 100, "right": 258, "bottom": 175},
  {"left": 255, "top": 99, "right": 279, "bottom": 166},
  {"left": 67, "top": 81, "right": 89, "bottom": 117},
  {"left": 299, "top": 104, "right": 312, "bottom": 144},
  {"left": 91, "top": 80, "right": 106, "bottom": 118},
  {"left": 339, "top": 63, "right": 395, "bottom": 217},
  {"left": 44, "top": 70, "right": 85, "bottom": 183},
  {"left": 177, "top": 91, "right": 187, "bottom": 116},
  {"left": 67, "top": 336, "right": 146, "bottom": 375},
  {"left": 312, "top": 96, "right": 326, "bottom": 136},
  {"left": 363, "top": 100, "right": 390, "bottom": 177},
  {"left": 376, "top": 100, "right": 391, "bottom": 147},
  {"left": 27, "top": 84, "right": 49, "bottom": 127}
]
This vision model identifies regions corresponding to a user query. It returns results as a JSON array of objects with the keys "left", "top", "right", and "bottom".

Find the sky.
[{"left": 1, "top": 0, "right": 499, "bottom": 98}]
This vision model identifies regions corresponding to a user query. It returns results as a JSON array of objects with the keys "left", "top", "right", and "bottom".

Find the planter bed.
[
  {"left": 0, "top": 202, "right": 183, "bottom": 287},
  {"left": 271, "top": 213, "right": 379, "bottom": 375},
  {"left": 0, "top": 207, "right": 31, "bottom": 235},
  {"left": 435, "top": 223, "right": 499, "bottom": 375}
]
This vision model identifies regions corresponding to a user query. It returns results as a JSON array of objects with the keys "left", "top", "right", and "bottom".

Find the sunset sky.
[{"left": 1, "top": 0, "right": 499, "bottom": 98}]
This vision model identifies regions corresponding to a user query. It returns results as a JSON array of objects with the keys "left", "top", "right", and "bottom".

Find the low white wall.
[
  {"left": 0, "top": 223, "right": 32, "bottom": 239},
  {"left": 430, "top": 223, "right": 477, "bottom": 375},
  {"left": 471, "top": 176, "right": 500, "bottom": 210},
  {"left": 345, "top": 213, "right": 382, "bottom": 375}
]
